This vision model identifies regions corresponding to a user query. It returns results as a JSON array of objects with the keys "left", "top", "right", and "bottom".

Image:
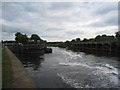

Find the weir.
[{"left": 72, "top": 41, "right": 119, "bottom": 56}]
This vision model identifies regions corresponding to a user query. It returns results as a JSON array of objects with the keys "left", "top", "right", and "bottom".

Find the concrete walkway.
[{"left": 5, "top": 47, "right": 36, "bottom": 88}]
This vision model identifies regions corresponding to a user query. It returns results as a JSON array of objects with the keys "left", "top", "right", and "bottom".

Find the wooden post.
[
  {"left": 110, "top": 43, "right": 112, "bottom": 55},
  {"left": 96, "top": 43, "right": 98, "bottom": 54}
]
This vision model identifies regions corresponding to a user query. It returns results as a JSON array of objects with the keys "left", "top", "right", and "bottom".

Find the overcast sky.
[{"left": 1, "top": 2, "right": 118, "bottom": 42}]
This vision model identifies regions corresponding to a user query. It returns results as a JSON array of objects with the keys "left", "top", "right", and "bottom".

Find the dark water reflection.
[{"left": 16, "top": 54, "right": 44, "bottom": 71}]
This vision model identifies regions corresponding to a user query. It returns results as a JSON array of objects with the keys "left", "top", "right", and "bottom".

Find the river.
[{"left": 16, "top": 47, "right": 119, "bottom": 88}]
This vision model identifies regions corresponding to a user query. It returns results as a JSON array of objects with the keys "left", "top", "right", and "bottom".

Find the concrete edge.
[
  {"left": 5, "top": 47, "right": 36, "bottom": 88},
  {"left": 0, "top": 43, "right": 2, "bottom": 89}
]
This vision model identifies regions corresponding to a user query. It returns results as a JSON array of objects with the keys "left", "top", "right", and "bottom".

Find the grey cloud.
[
  {"left": 19, "top": 3, "right": 39, "bottom": 12},
  {"left": 44, "top": 28, "right": 65, "bottom": 32},
  {"left": 105, "top": 16, "right": 118, "bottom": 26},
  {"left": 2, "top": 2, "right": 46, "bottom": 22},
  {"left": 49, "top": 2, "right": 73, "bottom": 10},
  {"left": 2, "top": 24, "right": 33, "bottom": 34},
  {"left": 85, "top": 11, "right": 118, "bottom": 27},
  {"left": 65, "top": 30, "right": 85, "bottom": 35},
  {"left": 2, "top": 2, "right": 25, "bottom": 21},
  {"left": 41, "top": 35, "right": 65, "bottom": 39},
  {"left": 95, "top": 29, "right": 118, "bottom": 35},
  {"left": 94, "top": 3, "right": 117, "bottom": 15},
  {"left": 1, "top": 2, "right": 118, "bottom": 41},
  {"left": 2, "top": 32, "right": 14, "bottom": 40}
]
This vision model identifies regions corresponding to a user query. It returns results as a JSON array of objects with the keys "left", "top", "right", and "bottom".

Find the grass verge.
[{"left": 2, "top": 47, "right": 13, "bottom": 88}]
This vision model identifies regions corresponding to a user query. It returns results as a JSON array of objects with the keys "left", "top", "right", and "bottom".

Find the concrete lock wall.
[{"left": 5, "top": 47, "right": 36, "bottom": 88}]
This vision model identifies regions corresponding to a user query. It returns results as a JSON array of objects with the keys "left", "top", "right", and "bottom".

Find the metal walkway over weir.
[{"left": 72, "top": 41, "right": 119, "bottom": 55}]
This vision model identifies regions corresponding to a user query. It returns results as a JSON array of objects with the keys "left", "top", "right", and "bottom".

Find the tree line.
[
  {"left": 3, "top": 32, "right": 47, "bottom": 44},
  {"left": 15, "top": 32, "right": 47, "bottom": 44},
  {"left": 2, "top": 31, "right": 120, "bottom": 46},
  {"left": 47, "top": 31, "right": 120, "bottom": 48}
]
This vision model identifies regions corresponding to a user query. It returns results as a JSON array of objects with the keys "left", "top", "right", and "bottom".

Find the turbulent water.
[{"left": 17, "top": 47, "right": 119, "bottom": 88}]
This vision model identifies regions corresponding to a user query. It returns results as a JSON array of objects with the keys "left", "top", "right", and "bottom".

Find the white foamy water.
[
  {"left": 59, "top": 62, "right": 118, "bottom": 75},
  {"left": 59, "top": 62, "right": 93, "bottom": 68},
  {"left": 60, "top": 50, "right": 82, "bottom": 59},
  {"left": 57, "top": 73, "right": 94, "bottom": 88},
  {"left": 57, "top": 48, "right": 118, "bottom": 76},
  {"left": 95, "top": 64, "right": 118, "bottom": 75},
  {"left": 58, "top": 61, "right": 118, "bottom": 88}
]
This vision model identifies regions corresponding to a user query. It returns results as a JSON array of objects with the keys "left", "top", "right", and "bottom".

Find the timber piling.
[{"left": 3, "top": 43, "right": 52, "bottom": 54}]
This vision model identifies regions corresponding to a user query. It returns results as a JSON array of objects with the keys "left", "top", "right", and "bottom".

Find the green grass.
[{"left": 2, "top": 47, "right": 13, "bottom": 88}]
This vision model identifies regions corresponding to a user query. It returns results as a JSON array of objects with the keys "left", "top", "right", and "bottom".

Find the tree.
[
  {"left": 107, "top": 36, "right": 115, "bottom": 41},
  {"left": 82, "top": 38, "right": 88, "bottom": 42},
  {"left": 71, "top": 39, "right": 76, "bottom": 43},
  {"left": 95, "top": 35, "right": 101, "bottom": 41},
  {"left": 15, "top": 32, "right": 22, "bottom": 42},
  {"left": 115, "top": 31, "right": 120, "bottom": 44},
  {"left": 76, "top": 38, "right": 81, "bottom": 42},
  {"left": 65, "top": 41, "right": 71, "bottom": 47},
  {"left": 116, "top": 31, "right": 120, "bottom": 38},
  {"left": 15, "top": 32, "right": 28, "bottom": 44},
  {"left": 20, "top": 34, "right": 28, "bottom": 44},
  {"left": 88, "top": 38, "right": 95, "bottom": 42},
  {"left": 15, "top": 32, "right": 21, "bottom": 37},
  {"left": 30, "top": 34, "right": 41, "bottom": 43},
  {"left": 42, "top": 40, "right": 47, "bottom": 44},
  {"left": 101, "top": 34, "right": 107, "bottom": 41}
]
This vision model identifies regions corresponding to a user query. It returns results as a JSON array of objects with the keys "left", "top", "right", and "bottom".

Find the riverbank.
[
  {"left": 2, "top": 47, "right": 13, "bottom": 88},
  {"left": 2, "top": 47, "right": 36, "bottom": 88}
]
